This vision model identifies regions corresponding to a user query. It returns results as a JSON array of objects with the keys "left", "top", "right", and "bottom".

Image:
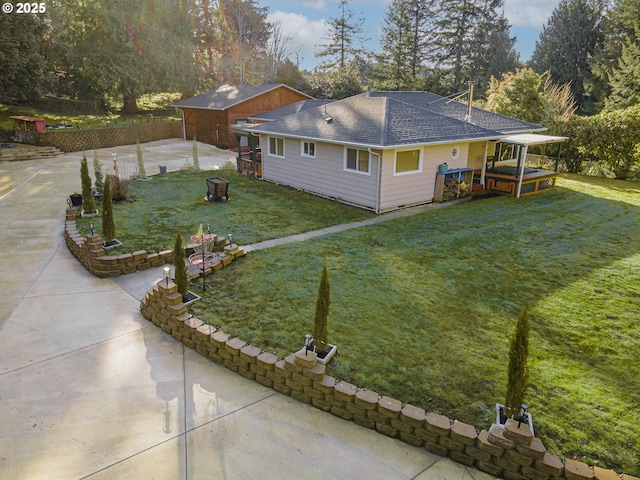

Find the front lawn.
[
  {"left": 189, "top": 174, "right": 640, "bottom": 475},
  {"left": 76, "top": 171, "right": 640, "bottom": 474}
]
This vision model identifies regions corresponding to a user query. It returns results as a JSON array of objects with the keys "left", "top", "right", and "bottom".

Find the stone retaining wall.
[
  {"left": 38, "top": 121, "right": 182, "bottom": 152},
  {"left": 139, "top": 281, "right": 636, "bottom": 480},
  {"left": 64, "top": 209, "right": 245, "bottom": 278}
]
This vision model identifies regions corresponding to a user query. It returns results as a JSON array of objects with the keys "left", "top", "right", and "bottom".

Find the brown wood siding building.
[{"left": 175, "top": 84, "right": 313, "bottom": 147}]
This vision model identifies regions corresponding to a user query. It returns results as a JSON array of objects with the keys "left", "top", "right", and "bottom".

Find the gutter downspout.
[
  {"left": 516, "top": 145, "right": 529, "bottom": 198},
  {"left": 370, "top": 148, "right": 382, "bottom": 214}
]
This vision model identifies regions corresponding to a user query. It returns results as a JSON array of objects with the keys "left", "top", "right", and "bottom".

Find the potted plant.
[
  {"left": 68, "top": 192, "right": 82, "bottom": 208},
  {"left": 80, "top": 155, "right": 98, "bottom": 217},
  {"left": 172, "top": 230, "right": 200, "bottom": 305},
  {"left": 101, "top": 176, "right": 122, "bottom": 249},
  {"left": 496, "top": 303, "right": 533, "bottom": 433},
  {"left": 312, "top": 258, "right": 337, "bottom": 365}
]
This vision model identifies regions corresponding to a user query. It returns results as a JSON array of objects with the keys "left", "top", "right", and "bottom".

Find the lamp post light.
[
  {"left": 304, "top": 334, "right": 314, "bottom": 356},
  {"left": 517, "top": 403, "right": 529, "bottom": 428},
  {"left": 89, "top": 222, "right": 94, "bottom": 236},
  {"left": 164, "top": 266, "right": 170, "bottom": 287},
  {"left": 228, "top": 233, "right": 233, "bottom": 246}
]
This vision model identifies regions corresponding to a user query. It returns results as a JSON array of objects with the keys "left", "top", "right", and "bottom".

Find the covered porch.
[
  {"left": 229, "top": 124, "right": 262, "bottom": 177},
  {"left": 478, "top": 134, "right": 567, "bottom": 198}
]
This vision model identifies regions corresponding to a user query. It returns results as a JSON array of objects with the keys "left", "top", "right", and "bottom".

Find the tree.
[
  {"left": 530, "top": 0, "right": 604, "bottom": 113},
  {"left": 372, "top": 0, "right": 435, "bottom": 90},
  {"left": 468, "top": 11, "right": 520, "bottom": 95},
  {"left": 313, "top": 259, "right": 331, "bottom": 353},
  {"left": 305, "top": 66, "right": 364, "bottom": 100},
  {"left": 486, "top": 68, "right": 577, "bottom": 126},
  {"left": 605, "top": 33, "right": 640, "bottom": 109},
  {"left": 591, "top": 0, "right": 640, "bottom": 106},
  {"left": 101, "top": 176, "right": 115, "bottom": 243},
  {"left": 172, "top": 231, "right": 189, "bottom": 300},
  {"left": 136, "top": 142, "right": 146, "bottom": 179},
  {"left": 80, "top": 155, "right": 96, "bottom": 214},
  {"left": 0, "top": 13, "right": 48, "bottom": 103},
  {"left": 316, "top": 0, "right": 369, "bottom": 70},
  {"left": 93, "top": 151, "right": 104, "bottom": 194},
  {"left": 505, "top": 304, "right": 530, "bottom": 418},
  {"left": 52, "top": 0, "right": 196, "bottom": 113},
  {"left": 218, "top": 0, "right": 271, "bottom": 84},
  {"left": 486, "top": 68, "right": 546, "bottom": 124}
]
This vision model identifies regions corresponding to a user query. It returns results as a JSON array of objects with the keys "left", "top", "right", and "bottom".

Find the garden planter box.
[
  {"left": 68, "top": 194, "right": 82, "bottom": 208},
  {"left": 103, "top": 239, "right": 123, "bottom": 250},
  {"left": 316, "top": 343, "right": 337, "bottom": 365}
]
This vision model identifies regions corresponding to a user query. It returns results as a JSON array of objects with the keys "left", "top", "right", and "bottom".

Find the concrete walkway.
[{"left": 0, "top": 139, "right": 495, "bottom": 479}]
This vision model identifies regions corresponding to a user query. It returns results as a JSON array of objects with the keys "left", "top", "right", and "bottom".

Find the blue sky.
[{"left": 265, "top": 0, "right": 561, "bottom": 71}]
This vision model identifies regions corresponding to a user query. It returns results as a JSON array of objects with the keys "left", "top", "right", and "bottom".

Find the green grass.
[
  {"left": 0, "top": 93, "right": 181, "bottom": 132},
  {"left": 76, "top": 169, "right": 376, "bottom": 252},
  {"left": 188, "top": 174, "right": 640, "bottom": 475},
  {"left": 77, "top": 171, "right": 640, "bottom": 474}
]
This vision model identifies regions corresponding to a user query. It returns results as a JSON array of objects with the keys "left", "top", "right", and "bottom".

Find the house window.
[
  {"left": 394, "top": 149, "right": 422, "bottom": 175},
  {"left": 345, "top": 148, "right": 370, "bottom": 174},
  {"left": 301, "top": 141, "right": 316, "bottom": 158},
  {"left": 269, "top": 136, "right": 284, "bottom": 157}
]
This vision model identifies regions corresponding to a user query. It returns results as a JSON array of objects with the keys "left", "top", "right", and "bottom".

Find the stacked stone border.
[
  {"left": 64, "top": 208, "right": 245, "bottom": 278},
  {"left": 139, "top": 281, "right": 637, "bottom": 480},
  {"left": 37, "top": 121, "right": 182, "bottom": 153}
]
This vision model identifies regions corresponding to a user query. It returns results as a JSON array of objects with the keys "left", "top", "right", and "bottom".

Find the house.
[
  {"left": 231, "top": 91, "right": 566, "bottom": 212},
  {"left": 173, "top": 84, "right": 313, "bottom": 147}
]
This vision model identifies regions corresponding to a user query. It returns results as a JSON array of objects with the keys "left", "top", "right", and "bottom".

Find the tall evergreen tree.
[
  {"left": 605, "top": 34, "right": 640, "bottom": 109},
  {"left": 51, "top": 0, "right": 196, "bottom": 113},
  {"left": 505, "top": 304, "right": 530, "bottom": 418},
  {"left": 372, "top": 0, "right": 436, "bottom": 90},
  {"left": 530, "top": 0, "right": 604, "bottom": 113},
  {"left": 80, "top": 155, "right": 96, "bottom": 214},
  {"left": 172, "top": 231, "right": 189, "bottom": 300},
  {"left": 316, "top": 0, "right": 369, "bottom": 70},
  {"left": 313, "top": 259, "right": 331, "bottom": 353},
  {"left": 0, "top": 12, "right": 48, "bottom": 102},
  {"left": 101, "top": 176, "right": 115, "bottom": 243}
]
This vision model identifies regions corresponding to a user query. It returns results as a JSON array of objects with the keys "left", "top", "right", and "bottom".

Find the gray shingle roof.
[
  {"left": 247, "top": 94, "right": 503, "bottom": 148},
  {"left": 249, "top": 99, "right": 333, "bottom": 121},
  {"left": 173, "top": 84, "right": 312, "bottom": 110},
  {"left": 366, "top": 91, "right": 544, "bottom": 134}
]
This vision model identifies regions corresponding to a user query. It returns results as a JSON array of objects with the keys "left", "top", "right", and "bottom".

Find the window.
[
  {"left": 268, "top": 136, "right": 284, "bottom": 157},
  {"left": 394, "top": 149, "right": 422, "bottom": 175},
  {"left": 345, "top": 148, "right": 370, "bottom": 174},
  {"left": 301, "top": 141, "right": 316, "bottom": 158}
]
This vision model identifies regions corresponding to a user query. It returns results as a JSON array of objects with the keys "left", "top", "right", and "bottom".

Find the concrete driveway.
[{"left": 0, "top": 139, "right": 495, "bottom": 479}]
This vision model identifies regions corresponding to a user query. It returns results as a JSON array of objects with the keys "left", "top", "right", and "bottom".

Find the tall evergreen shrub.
[
  {"left": 80, "top": 155, "right": 96, "bottom": 213},
  {"left": 173, "top": 231, "right": 189, "bottom": 300},
  {"left": 93, "top": 150, "right": 104, "bottom": 193},
  {"left": 192, "top": 140, "right": 200, "bottom": 171},
  {"left": 136, "top": 141, "right": 146, "bottom": 178},
  {"left": 313, "top": 258, "right": 330, "bottom": 353},
  {"left": 101, "top": 175, "right": 115, "bottom": 243},
  {"left": 505, "top": 303, "right": 531, "bottom": 418}
]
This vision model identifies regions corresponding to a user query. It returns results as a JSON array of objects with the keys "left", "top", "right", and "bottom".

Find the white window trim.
[
  {"left": 343, "top": 147, "right": 371, "bottom": 175},
  {"left": 268, "top": 136, "right": 285, "bottom": 158},
  {"left": 301, "top": 141, "right": 316, "bottom": 159},
  {"left": 393, "top": 148, "right": 423, "bottom": 176}
]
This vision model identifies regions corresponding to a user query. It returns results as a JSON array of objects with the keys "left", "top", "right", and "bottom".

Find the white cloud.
[
  {"left": 268, "top": 11, "right": 329, "bottom": 70},
  {"left": 504, "top": 0, "right": 561, "bottom": 28},
  {"left": 298, "top": 0, "right": 330, "bottom": 11}
]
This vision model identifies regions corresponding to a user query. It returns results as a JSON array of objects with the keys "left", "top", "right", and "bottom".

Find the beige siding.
[
  {"left": 261, "top": 137, "right": 379, "bottom": 210},
  {"left": 379, "top": 143, "right": 470, "bottom": 211}
]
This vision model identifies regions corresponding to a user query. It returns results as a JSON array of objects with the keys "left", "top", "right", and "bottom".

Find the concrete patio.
[{"left": 0, "top": 139, "right": 497, "bottom": 479}]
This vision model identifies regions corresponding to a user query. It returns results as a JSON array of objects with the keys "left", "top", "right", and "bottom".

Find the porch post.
[
  {"left": 481, "top": 141, "right": 488, "bottom": 188},
  {"left": 516, "top": 145, "right": 528, "bottom": 198},
  {"left": 181, "top": 110, "right": 186, "bottom": 140},
  {"left": 235, "top": 134, "right": 242, "bottom": 172},
  {"left": 554, "top": 144, "right": 562, "bottom": 172}
]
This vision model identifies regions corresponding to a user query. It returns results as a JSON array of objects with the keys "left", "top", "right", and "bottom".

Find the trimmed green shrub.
[
  {"left": 505, "top": 304, "right": 530, "bottom": 418},
  {"left": 101, "top": 176, "right": 115, "bottom": 243},
  {"left": 173, "top": 231, "right": 189, "bottom": 300},
  {"left": 313, "top": 258, "right": 330, "bottom": 353},
  {"left": 80, "top": 155, "right": 96, "bottom": 214}
]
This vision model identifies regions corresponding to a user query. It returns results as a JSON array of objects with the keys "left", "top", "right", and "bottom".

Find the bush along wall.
[
  {"left": 64, "top": 209, "right": 245, "bottom": 277},
  {"left": 139, "top": 281, "right": 636, "bottom": 480},
  {"left": 37, "top": 121, "right": 182, "bottom": 152}
]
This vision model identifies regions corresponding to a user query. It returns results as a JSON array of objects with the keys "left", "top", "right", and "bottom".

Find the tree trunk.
[{"left": 121, "top": 91, "right": 139, "bottom": 114}]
